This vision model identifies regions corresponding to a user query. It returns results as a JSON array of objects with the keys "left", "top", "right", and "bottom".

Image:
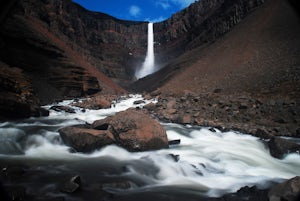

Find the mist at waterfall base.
[
  {"left": 0, "top": 95, "right": 300, "bottom": 200},
  {"left": 135, "top": 23, "right": 156, "bottom": 79}
]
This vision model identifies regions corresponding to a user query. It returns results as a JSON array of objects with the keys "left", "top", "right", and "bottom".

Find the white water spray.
[
  {"left": 135, "top": 22, "right": 155, "bottom": 79},
  {"left": 1, "top": 95, "right": 300, "bottom": 198}
]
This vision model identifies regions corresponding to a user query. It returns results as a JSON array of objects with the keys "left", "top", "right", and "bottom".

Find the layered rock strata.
[{"left": 0, "top": 0, "right": 266, "bottom": 118}]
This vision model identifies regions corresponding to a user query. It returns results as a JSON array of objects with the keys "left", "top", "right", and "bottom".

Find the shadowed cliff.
[
  {"left": 0, "top": 0, "right": 299, "bottom": 119},
  {"left": 132, "top": 0, "right": 300, "bottom": 100}
]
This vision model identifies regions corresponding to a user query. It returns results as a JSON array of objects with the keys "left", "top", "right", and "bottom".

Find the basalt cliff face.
[
  {"left": 0, "top": 0, "right": 297, "bottom": 119},
  {"left": 0, "top": 0, "right": 148, "bottom": 98},
  {"left": 0, "top": 0, "right": 149, "bottom": 118},
  {"left": 134, "top": 0, "right": 300, "bottom": 96},
  {"left": 136, "top": 0, "right": 300, "bottom": 137},
  {"left": 153, "top": 0, "right": 265, "bottom": 67}
]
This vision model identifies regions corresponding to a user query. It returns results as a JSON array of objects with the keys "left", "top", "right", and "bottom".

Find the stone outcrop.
[
  {"left": 71, "top": 95, "right": 116, "bottom": 110},
  {"left": 0, "top": 61, "right": 48, "bottom": 119},
  {"left": 59, "top": 109, "right": 168, "bottom": 152},
  {"left": 59, "top": 126, "right": 116, "bottom": 153},
  {"left": 268, "top": 176, "right": 300, "bottom": 201},
  {"left": 144, "top": 92, "right": 300, "bottom": 140},
  {"left": 268, "top": 137, "right": 300, "bottom": 159}
]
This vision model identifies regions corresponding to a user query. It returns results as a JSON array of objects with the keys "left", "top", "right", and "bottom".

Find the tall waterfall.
[{"left": 135, "top": 22, "right": 155, "bottom": 79}]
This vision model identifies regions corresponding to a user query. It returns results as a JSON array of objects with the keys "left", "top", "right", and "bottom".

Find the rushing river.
[{"left": 0, "top": 94, "right": 299, "bottom": 201}]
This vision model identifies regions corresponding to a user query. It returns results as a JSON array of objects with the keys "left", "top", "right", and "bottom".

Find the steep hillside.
[
  {"left": 132, "top": 0, "right": 300, "bottom": 137},
  {"left": 153, "top": 0, "right": 265, "bottom": 68},
  {"left": 1, "top": 0, "right": 139, "bottom": 108},
  {"left": 0, "top": 0, "right": 297, "bottom": 119},
  {"left": 133, "top": 0, "right": 300, "bottom": 99}
]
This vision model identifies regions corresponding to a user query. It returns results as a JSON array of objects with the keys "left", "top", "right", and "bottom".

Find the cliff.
[
  {"left": 133, "top": 0, "right": 300, "bottom": 97},
  {"left": 0, "top": 0, "right": 148, "bottom": 118},
  {"left": 0, "top": 0, "right": 148, "bottom": 97},
  {"left": 1, "top": 0, "right": 297, "bottom": 119},
  {"left": 153, "top": 0, "right": 265, "bottom": 67}
]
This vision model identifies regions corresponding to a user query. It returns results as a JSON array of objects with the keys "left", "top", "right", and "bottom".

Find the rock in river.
[{"left": 59, "top": 109, "right": 169, "bottom": 152}]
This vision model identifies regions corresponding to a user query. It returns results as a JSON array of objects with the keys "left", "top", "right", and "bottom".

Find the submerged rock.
[
  {"left": 59, "top": 109, "right": 168, "bottom": 152},
  {"left": 268, "top": 137, "right": 300, "bottom": 159},
  {"left": 50, "top": 105, "right": 76, "bottom": 113},
  {"left": 60, "top": 175, "right": 81, "bottom": 193}
]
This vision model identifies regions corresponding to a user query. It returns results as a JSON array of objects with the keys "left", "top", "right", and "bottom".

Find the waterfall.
[{"left": 135, "top": 22, "right": 155, "bottom": 79}]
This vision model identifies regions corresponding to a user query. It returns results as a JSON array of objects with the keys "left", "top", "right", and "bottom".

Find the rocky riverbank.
[
  {"left": 144, "top": 91, "right": 300, "bottom": 138},
  {"left": 49, "top": 92, "right": 300, "bottom": 158},
  {"left": 141, "top": 91, "right": 300, "bottom": 159},
  {"left": 0, "top": 93, "right": 300, "bottom": 201}
]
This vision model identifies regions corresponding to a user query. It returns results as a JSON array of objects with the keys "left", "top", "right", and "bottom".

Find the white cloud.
[
  {"left": 129, "top": 5, "right": 141, "bottom": 17},
  {"left": 156, "top": 0, "right": 170, "bottom": 10}
]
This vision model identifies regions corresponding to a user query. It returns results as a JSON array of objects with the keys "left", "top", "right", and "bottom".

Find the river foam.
[{"left": 0, "top": 94, "right": 299, "bottom": 198}]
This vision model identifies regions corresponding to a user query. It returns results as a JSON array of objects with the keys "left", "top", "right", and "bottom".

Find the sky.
[{"left": 72, "top": 0, "right": 197, "bottom": 22}]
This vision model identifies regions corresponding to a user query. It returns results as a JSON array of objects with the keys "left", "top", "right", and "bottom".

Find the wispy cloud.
[
  {"left": 129, "top": 5, "right": 141, "bottom": 17},
  {"left": 156, "top": 0, "right": 170, "bottom": 10}
]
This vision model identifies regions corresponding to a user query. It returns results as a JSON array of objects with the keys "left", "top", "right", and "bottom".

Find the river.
[{"left": 0, "top": 94, "right": 299, "bottom": 201}]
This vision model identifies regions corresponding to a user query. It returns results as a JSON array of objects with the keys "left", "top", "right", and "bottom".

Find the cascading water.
[
  {"left": 135, "top": 23, "right": 155, "bottom": 79},
  {"left": 0, "top": 94, "right": 300, "bottom": 201}
]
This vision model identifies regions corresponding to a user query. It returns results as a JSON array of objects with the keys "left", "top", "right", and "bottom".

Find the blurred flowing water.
[{"left": 0, "top": 94, "right": 299, "bottom": 200}]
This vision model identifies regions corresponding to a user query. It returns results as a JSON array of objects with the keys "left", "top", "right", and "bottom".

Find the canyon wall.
[
  {"left": 0, "top": 0, "right": 265, "bottom": 118},
  {"left": 153, "top": 0, "right": 265, "bottom": 69}
]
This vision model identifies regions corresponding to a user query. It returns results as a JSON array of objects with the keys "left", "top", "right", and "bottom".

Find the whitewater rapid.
[{"left": 0, "top": 94, "right": 299, "bottom": 198}]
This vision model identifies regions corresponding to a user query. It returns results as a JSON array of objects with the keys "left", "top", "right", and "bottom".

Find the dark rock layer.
[{"left": 0, "top": 61, "right": 48, "bottom": 119}]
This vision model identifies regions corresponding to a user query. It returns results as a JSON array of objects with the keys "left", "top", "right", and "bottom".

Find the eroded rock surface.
[{"left": 59, "top": 109, "right": 168, "bottom": 152}]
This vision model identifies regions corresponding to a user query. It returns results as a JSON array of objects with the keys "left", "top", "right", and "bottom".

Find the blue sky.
[{"left": 72, "top": 0, "right": 197, "bottom": 22}]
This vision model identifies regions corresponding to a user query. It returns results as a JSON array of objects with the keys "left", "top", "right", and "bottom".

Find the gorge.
[{"left": 0, "top": 0, "right": 300, "bottom": 200}]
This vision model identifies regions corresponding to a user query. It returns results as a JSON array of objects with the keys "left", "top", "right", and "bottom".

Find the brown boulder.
[
  {"left": 268, "top": 176, "right": 300, "bottom": 201},
  {"left": 59, "top": 126, "right": 115, "bottom": 153},
  {"left": 268, "top": 137, "right": 300, "bottom": 159},
  {"left": 59, "top": 109, "right": 168, "bottom": 152},
  {"left": 92, "top": 109, "right": 169, "bottom": 151},
  {"left": 72, "top": 95, "right": 114, "bottom": 110}
]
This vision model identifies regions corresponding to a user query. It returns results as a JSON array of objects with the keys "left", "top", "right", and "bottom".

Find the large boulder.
[
  {"left": 59, "top": 126, "right": 115, "bottom": 153},
  {"left": 92, "top": 109, "right": 169, "bottom": 151},
  {"left": 268, "top": 137, "right": 300, "bottom": 159},
  {"left": 59, "top": 109, "right": 169, "bottom": 152},
  {"left": 268, "top": 176, "right": 300, "bottom": 201}
]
